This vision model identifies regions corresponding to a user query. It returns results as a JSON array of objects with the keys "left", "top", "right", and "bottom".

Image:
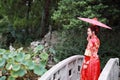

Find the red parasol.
[{"left": 78, "top": 17, "right": 112, "bottom": 29}]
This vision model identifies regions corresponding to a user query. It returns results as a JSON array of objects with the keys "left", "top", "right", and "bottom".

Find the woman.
[{"left": 80, "top": 23, "right": 101, "bottom": 80}]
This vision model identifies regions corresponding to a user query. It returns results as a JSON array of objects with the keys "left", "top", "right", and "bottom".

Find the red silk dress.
[{"left": 80, "top": 34, "right": 100, "bottom": 80}]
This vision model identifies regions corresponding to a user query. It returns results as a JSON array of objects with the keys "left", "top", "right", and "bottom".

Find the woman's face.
[{"left": 87, "top": 28, "right": 93, "bottom": 36}]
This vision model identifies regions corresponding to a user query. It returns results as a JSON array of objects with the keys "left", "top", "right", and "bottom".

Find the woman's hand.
[{"left": 87, "top": 35, "right": 91, "bottom": 41}]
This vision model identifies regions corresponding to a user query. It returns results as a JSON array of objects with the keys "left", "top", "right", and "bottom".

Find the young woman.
[{"left": 80, "top": 24, "right": 101, "bottom": 80}]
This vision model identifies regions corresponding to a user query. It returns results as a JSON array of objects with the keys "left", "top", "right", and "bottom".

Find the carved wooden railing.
[
  {"left": 38, "top": 55, "right": 84, "bottom": 80},
  {"left": 38, "top": 55, "right": 119, "bottom": 80}
]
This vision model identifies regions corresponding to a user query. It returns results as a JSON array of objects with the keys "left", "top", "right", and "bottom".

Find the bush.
[
  {"left": 54, "top": 29, "right": 87, "bottom": 61},
  {"left": 0, "top": 45, "right": 49, "bottom": 80},
  {"left": 52, "top": 0, "right": 108, "bottom": 30},
  {"left": 54, "top": 29, "right": 120, "bottom": 69}
]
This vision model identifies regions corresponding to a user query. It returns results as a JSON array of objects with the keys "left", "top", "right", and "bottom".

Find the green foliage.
[
  {"left": 51, "top": 0, "right": 120, "bottom": 69},
  {"left": 34, "top": 45, "right": 44, "bottom": 54},
  {"left": 54, "top": 29, "right": 87, "bottom": 61},
  {"left": 0, "top": 0, "right": 119, "bottom": 75},
  {"left": 99, "top": 31, "right": 120, "bottom": 68},
  {"left": 54, "top": 29, "right": 120, "bottom": 69},
  {"left": 33, "top": 64, "right": 47, "bottom": 76},
  {"left": 52, "top": 0, "right": 108, "bottom": 29},
  {"left": 0, "top": 45, "right": 49, "bottom": 80},
  {"left": 0, "top": 76, "right": 6, "bottom": 80},
  {"left": 0, "top": 0, "right": 51, "bottom": 48}
]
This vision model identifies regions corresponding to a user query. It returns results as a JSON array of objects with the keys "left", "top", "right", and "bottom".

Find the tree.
[
  {"left": 51, "top": 0, "right": 109, "bottom": 30},
  {"left": 51, "top": 0, "right": 120, "bottom": 68},
  {"left": 52, "top": 0, "right": 120, "bottom": 30},
  {"left": 40, "top": 0, "right": 51, "bottom": 37},
  {"left": 0, "top": 0, "right": 52, "bottom": 47}
]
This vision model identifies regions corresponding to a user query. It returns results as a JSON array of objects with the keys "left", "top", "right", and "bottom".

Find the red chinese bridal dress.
[{"left": 80, "top": 33, "right": 100, "bottom": 80}]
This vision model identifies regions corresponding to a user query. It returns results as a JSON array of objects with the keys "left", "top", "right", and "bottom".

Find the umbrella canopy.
[{"left": 78, "top": 17, "right": 112, "bottom": 29}]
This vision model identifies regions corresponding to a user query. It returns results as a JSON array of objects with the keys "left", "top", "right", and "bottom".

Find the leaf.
[
  {"left": 11, "top": 69, "right": 26, "bottom": 78},
  {"left": 34, "top": 45, "right": 44, "bottom": 53},
  {"left": 17, "top": 47, "right": 23, "bottom": 53},
  {"left": 8, "top": 53, "right": 16, "bottom": 58},
  {"left": 15, "top": 53, "right": 25, "bottom": 62},
  {"left": 54, "top": 57, "right": 59, "bottom": 63},
  {"left": 2, "top": 53, "right": 9, "bottom": 59},
  {"left": 0, "top": 76, "right": 6, "bottom": 80},
  {"left": 40, "top": 60, "right": 47, "bottom": 68},
  {"left": 40, "top": 52, "right": 48, "bottom": 61},
  {"left": 33, "top": 65, "right": 47, "bottom": 75},
  {"left": 0, "top": 49, "right": 6, "bottom": 55},
  {"left": 12, "top": 63, "right": 20, "bottom": 71},
  {"left": 17, "top": 69, "right": 26, "bottom": 77},
  {"left": 20, "top": 60, "right": 27, "bottom": 65},
  {"left": 8, "top": 76, "right": 15, "bottom": 80},
  {"left": 0, "top": 58, "right": 5, "bottom": 68},
  {"left": 25, "top": 54, "right": 31, "bottom": 60},
  {"left": 26, "top": 60, "right": 35, "bottom": 70},
  {"left": 6, "top": 63, "right": 13, "bottom": 70},
  {"left": 49, "top": 48, "right": 56, "bottom": 54},
  {"left": 8, "top": 58, "right": 15, "bottom": 63},
  {"left": 11, "top": 71, "right": 19, "bottom": 78}
]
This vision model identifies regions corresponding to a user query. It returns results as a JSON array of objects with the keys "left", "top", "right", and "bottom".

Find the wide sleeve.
[
  {"left": 84, "top": 35, "right": 100, "bottom": 56},
  {"left": 91, "top": 36, "right": 100, "bottom": 56},
  {"left": 84, "top": 39, "right": 93, "bottom": 56}
]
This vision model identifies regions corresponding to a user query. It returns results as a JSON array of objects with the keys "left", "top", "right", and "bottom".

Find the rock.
[
  {"left": 30, "top": 31, "right": 59, "bottom": 50},
  {"left": 30, "top": 41, "right": 41, "bottom": 49}
]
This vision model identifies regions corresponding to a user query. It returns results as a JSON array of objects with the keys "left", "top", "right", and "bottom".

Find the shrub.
[{"left": 0, "top": 45, "right": 48, "bottom": 80}]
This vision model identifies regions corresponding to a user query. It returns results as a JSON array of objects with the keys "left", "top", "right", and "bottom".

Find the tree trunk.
[{"left": 40, "top": 0, "right": 51, "bottom": 38}]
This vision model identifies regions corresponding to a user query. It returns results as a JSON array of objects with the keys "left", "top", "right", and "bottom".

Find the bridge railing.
[
  {"left": 38, "top": 55, "right": 119, "bottom": 80},
  {"left": 98, "top": 58, "right": 119, "bottom": 80},
  {"left": 38, "top": 55, "right": 84, "bottom": 80}
]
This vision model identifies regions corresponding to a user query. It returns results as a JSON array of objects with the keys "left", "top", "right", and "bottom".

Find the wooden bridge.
[{"left": 38, "top": 55, "right": 120, "bottom": 80}]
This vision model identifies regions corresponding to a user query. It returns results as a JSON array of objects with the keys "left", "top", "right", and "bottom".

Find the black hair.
[{"left": 90, "top": 25, "right": 100, "bottom": 35}]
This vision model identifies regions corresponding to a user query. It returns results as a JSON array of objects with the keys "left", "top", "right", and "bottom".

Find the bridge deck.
[{"left": 39, "top": 55, "right": 119, "bottom": 80}]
